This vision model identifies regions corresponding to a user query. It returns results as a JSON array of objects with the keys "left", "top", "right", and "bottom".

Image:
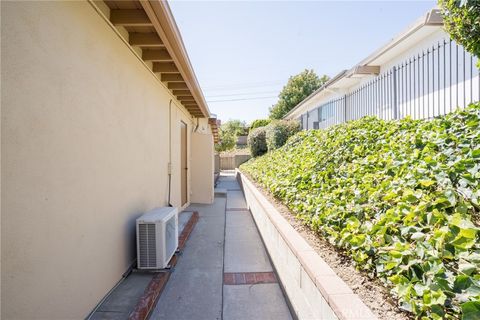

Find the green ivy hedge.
[{"left": 241, "top": 103, "right": 480, "bottom": 319}]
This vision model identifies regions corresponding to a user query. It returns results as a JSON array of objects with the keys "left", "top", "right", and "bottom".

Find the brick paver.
[{"left": 224, "top": 272, "right": 277, "bottom": 285}]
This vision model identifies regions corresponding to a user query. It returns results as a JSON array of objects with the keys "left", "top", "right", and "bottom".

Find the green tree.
[
  {"left": 215, "top": 119, "right": 247, "bottom": 152},
  {"left": 249, "top": 119, "right": 271, "bottom": 132},
  {"left": 221, "top": 119, "right": 247, "bottom": 137},
  {"left": 269, "top": 70, "right": 329, "bottom": 119},
  {"left": 439, "top": 0, "right": 480, "bottom": 67}
]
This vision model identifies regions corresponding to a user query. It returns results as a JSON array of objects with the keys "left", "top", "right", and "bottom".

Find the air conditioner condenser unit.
[{"left": 136, "top": 207, "right": 178, "bottom": 269}]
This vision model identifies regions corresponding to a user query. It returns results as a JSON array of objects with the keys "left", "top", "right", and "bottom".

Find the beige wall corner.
[{"left": 190, "top": 132, "right": 214, "bottom": 204}]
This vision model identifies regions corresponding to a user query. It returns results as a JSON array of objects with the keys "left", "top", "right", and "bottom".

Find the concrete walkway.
[{"left": 150, "top": 171, "right": 292, "bottom": 320}]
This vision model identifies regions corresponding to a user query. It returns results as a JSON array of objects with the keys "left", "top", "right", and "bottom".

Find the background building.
[{"left": 285, "top": 9, "right": 480, "bottom": 129}]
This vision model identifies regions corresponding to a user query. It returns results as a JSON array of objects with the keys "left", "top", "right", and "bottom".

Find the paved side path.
[
  {"left": 150, "top": 171, "right": 292, "bottom": 320},
  {"left": 89, "top": 213, "right": 194, "bottom": 320}
]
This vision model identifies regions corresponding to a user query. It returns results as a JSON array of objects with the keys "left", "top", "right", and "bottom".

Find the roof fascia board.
[{"left": 358, "top": 8, "right": 443, "bottom": 67}]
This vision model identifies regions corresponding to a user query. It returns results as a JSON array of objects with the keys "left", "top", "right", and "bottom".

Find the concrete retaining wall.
[{"left": 238, "top": 170, "right": 377, "bottom": 320}]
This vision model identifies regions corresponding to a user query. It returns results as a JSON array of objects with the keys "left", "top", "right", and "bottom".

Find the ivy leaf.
[
  {"left": 450, "top": 214, "right": 478, "bottom": 230},
  {"left": 411, "top": 232, "right": 426, "bottom": 241},
  {"left": 459, "top": 262, "right": 477, "bottom": 276},
  {"left": 451, "top": 230, "right": 477, "bottom": 250},
  {"left": 461, "top": 301, "right": 480, "bottom": 320},
  {"left": 419, "top": 179, "right": 436, "bottom": 187}
]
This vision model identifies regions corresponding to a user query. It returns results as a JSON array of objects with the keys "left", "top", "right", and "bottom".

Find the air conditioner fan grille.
[{"left": 138, "top": 223, "right": 156, "bottom": 268}]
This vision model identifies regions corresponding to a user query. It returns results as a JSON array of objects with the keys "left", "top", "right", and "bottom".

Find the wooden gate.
[{"left": 219, "top": 155, "right": 251, "bottom": 170}]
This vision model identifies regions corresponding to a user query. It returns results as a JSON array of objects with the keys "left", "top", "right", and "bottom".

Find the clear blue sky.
[{"left": 170, "top": 1, "right": 437, "bottom": 124}]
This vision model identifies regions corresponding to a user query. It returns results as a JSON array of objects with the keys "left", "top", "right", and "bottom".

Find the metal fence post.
[
  {"left": 393, "top": 66, "right": 398, "bottom": 119},
  {"left": 344, "top": 94, "right": 348, "bottom": 123}
]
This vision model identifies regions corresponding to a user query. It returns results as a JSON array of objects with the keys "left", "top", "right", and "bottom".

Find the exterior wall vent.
[{"left": 136, "top": 207, "right": 178, "bottom": 269}]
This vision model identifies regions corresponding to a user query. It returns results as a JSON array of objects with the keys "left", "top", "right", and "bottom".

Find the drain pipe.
[
  {"left": 193, "top": 117, "right": 199, "bottom": 133},
  {"left": 167, "top": 99, "right": 173, "bottom": 207}
]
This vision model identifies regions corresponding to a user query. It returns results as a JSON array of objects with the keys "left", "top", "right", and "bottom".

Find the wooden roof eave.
[
  {"left": 209, "top": 118, "right": 219, "bottom": 143},
  {"left": 139, "top": 1, "right": 211, "bottom": 119},
  {"left": 102, "top": 0, "right": 210, "bottom": 119}
]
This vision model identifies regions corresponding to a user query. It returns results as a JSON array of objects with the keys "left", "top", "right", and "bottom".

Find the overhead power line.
[
  {"left": 203, "top": 80, "right": 284, "bottom": 91},
  {"left": 207, "top": 96, "right": 277, "bottom": 103},
  {"left": 205, "top": 91, "right": 279, "bottom": 98}
]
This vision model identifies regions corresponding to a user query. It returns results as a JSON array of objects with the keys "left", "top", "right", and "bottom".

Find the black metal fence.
[{"left": 302, "top": 39, "right": 480, "bottom": 130}]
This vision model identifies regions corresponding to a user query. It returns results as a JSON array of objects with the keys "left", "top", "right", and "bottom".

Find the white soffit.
[{"left": 329, "top": 77, "right": 361, "bottom": 90}]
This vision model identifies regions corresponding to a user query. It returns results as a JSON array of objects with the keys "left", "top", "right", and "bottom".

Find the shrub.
[
  {"left": 247, "top": 127, "right": 268, "bottom": 157},
  {"left": 265, "top": 122, "right": 289, "bottom": 151},
  {"left": 241, "top": 103, "right": 480, "bottom": 319},
  {"left": 285, "top": 119, "right": 301, "bottom": 136},
  {"left": 265, "top": 120, "right": 301, "bottom": 151},
  {"left": 249, "top": 119, "right": 271, "bottom": 132},
  {"left": 439, "top": 0, "right": 480, "bottom": 67}
]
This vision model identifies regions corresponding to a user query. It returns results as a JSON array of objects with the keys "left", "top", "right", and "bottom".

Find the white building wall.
[{"left": 348, "top": 29, "right": 479, "bottom": 120}]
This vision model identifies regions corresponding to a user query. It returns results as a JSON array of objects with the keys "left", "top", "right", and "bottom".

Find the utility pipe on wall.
[{"left": 168, "top": 99, "right": 173, "bottom": 207}]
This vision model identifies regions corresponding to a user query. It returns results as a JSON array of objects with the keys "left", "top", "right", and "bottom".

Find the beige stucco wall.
[
  {"left": 0, "top": 1, "right": 208, "bottom": 318},
  {"left": 190, "top": 132, "right": 214, "bottom": 204}
]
